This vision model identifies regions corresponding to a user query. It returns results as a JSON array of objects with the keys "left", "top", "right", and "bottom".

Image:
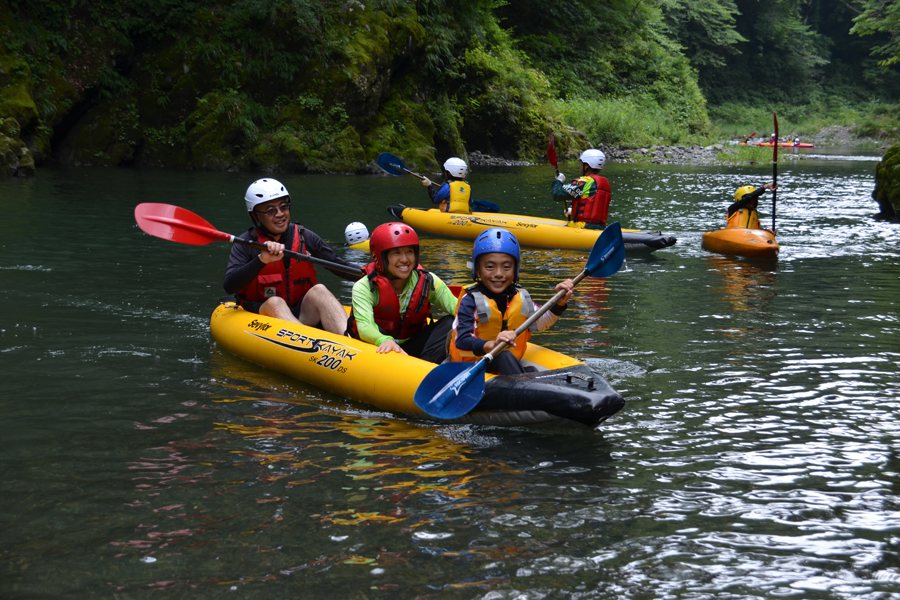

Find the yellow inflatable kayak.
[
  {"left": 702, "top": 227, "right": 779, "bottom": 259},
  {"left": 387, "top": 206, "right": 676, "bottom": 252},
  {"left": 210, "top": 302, "right": 624, "bottom": 427}
]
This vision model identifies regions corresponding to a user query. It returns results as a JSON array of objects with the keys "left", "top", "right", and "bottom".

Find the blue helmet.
[{"left": 472, "top": 228, "right": 520, "bottom": 281}]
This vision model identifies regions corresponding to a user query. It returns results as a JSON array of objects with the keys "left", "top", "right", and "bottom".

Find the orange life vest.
[
  {"left": 449, "top": 285, "right": 535, "bottom": 362},
  {"left": 727, "top": 208, "right": 761, "bottom": 229}
]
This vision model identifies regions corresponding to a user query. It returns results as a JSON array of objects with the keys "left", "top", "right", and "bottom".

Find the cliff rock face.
[
  {"left": 0, "top": 3, "right": 466, "bottom": 175},
  {"left": 0, "top": 1, "right": 706, "bottom": 177},
  {"left": 873, "top": 143, "right": 900, "bottom": 218},
  {"left": 0, "top": 117, "right": 34, "bottom": 176}
]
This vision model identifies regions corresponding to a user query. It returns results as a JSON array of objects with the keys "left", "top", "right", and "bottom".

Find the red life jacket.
[
  {"left": 572, "top": 174, "right": 612, "bottom": 225},
  {"left": 237, "top": 224, "right": 317, "bottom": 307},
  {"left": 349, "top": 263, "right": 433, "bottom": 340}
]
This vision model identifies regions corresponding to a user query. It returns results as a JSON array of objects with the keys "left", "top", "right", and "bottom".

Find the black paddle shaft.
[
  {"left": 772, "top": 112, "right": 778, "bottom": 231},
  {"left": 233, "top": 237, "right": 364, "bottom": 277}
]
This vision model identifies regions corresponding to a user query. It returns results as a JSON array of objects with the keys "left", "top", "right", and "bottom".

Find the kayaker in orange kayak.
[{"left": 727, "top": 182, "right": 779, "bottom": 234}]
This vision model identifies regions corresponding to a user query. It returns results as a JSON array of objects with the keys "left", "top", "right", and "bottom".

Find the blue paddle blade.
[
  {"left": 473, "top": 199, "right": 500, "bottom": 213},
  {"left": 585, "top": 222, "right": 625, "bottom": 278},
  {"left": 376, "top": 152, "right": 406, "bottom": 176},
  {"left": 414, "top": 359, "right": 489, "bottom": 419}
]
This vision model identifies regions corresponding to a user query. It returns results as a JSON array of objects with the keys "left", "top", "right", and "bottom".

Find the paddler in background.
[
  {"left": 728, "top": 182, "right": 778, "bottom": 234},
  {"left": 450, "top": 228, "right": 574, "bottom": 375},
  {"left": 223, "top": 178, "right": 360, "bottom": 335},
  {"left": 421, "top": 157, "right": 473, "bottom": 214},
  {"left": 550, "top": 148, "right": 612, "bottom": 229},
  {"left": 347, "top": 222, "right": 458, "bottom": 363}
]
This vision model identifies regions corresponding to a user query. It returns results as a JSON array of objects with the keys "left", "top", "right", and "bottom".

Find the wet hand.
[
  {"left": 377, "top": 339, "right": 406, "bottom": 355},
  {"left": 486, "top": 330, "right": 518, "bottom": 352},
  {"left": 555, "top": 279, "right": 574, "bottom": 305},
  {"left": 259, "top": 241, "right": 285, "bottom": 264}
]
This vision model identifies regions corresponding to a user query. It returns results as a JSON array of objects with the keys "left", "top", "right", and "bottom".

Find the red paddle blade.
[
  {"left": 547, "top": 133, "right": 558, "bottom": 168},
  {"left": 134, "top": 203, "right": 231, "bottom": 246}
]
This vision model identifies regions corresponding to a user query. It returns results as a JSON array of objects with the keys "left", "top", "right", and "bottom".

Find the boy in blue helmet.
[{"left": 449, "top": 228, "right": 574, "bottom": 375}]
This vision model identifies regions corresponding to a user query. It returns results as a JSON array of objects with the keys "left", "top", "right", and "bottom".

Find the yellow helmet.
[{"left": 735, "top": 185, "right": 756, "bottom": 201}]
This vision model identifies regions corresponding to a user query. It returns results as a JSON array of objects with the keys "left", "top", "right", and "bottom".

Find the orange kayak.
[{"left": 702, "top": 228, "right": 779, "bottom": 259}]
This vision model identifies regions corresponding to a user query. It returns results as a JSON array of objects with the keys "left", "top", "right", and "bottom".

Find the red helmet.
[{"left": 370, "top": 222, "right": 419, "bottom": 274}]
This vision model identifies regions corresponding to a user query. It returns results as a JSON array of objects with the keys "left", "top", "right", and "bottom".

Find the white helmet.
[
  {"left": 244, "top": 178, "right": 289, "bottom": 212},
  {"left": 579, "top": 149, "right": 606, "bottom": 170},
  {"left": 443, "top": 157, "right": 468, "bottom": 178},
  {"left": 344, "top": 222, "right": 369, "bottom": 245}
]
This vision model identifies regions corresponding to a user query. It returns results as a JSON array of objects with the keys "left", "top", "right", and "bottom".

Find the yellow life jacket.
[
  {"left": 440, "top": 181, "right": 472, "bottom": 214},
  {"left": 449, "top": 285, "right": 536, "bottom": 362},
  {"left": 726, "top": 208, "right": 760, "bottom": 229}
]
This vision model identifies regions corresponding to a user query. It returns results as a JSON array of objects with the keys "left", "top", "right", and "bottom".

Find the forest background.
[{"left": 1, "top": 0, "right": 899, "bottom": 177}]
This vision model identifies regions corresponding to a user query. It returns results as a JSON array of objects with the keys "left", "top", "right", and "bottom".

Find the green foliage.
[
  {"left": 852, "top": 0, "right": 900, "bottom": 66},
  {"left": 661, "top": 0, "right": 745, "bottom": 70},
  {"left": 8, "top": 0, "right": 900, "bottom": 177},
  {"left": 714, "top": 144, "right": 771, "bottom": 164},
  {"left": 552, "top": 95, "right": 702, "bottom": 147},
  {"left": 493, "top": 0, "right": 711, "bottom": 140},
  {"left": 458, "top": 29, "right": 554, "bottom": 155},
  {"left": 709, "top": 96, "right": 900, "bottom": 142}
]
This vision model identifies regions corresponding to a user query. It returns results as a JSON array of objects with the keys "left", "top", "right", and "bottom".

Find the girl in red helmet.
[{"left": 347, "top": 223, "right": 458, "bottom": 363}]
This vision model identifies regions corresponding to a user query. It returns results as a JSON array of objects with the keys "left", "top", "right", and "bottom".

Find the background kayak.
[{"left": 387, "top": 206, "right": 676, "bottom": 252}]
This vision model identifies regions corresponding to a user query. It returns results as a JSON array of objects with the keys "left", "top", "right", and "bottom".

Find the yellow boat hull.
[
  {"left": 702, "top": 227, "right": 779, "bottom": 259},
  {"left": 388, "top": 206, "right": 676, "bottom": 252},
  {"left": 209, "top": 303, "right": 624, "bottom": 427}
]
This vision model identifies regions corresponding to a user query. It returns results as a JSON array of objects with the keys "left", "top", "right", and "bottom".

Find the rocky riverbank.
[{"left": 468, "top": 143, "right": 740, "bottom": 169}]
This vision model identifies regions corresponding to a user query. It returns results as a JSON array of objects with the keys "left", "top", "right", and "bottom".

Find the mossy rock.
[
  {"left": 251, "top": 125, "right": 366, "bottom": 174},
  {"left": 180, "top": 91, "right": 252, "bottom": 171},
  {"left": 131, "top": 36, "right": 224, "bottom": 130},
  {"left": 0, "top": 53, "right": 39, "bottom": 131},
  {"left": 873, "top": 143, "right": 900, "bottom": 218},
  {"left": 458, "top": 41, "right": 553, "bottom": 158},
  {"left": 0, "top": 117, "right": 35, "bottom": 177},
  {"left": 56, "top": 97, "right": 141, "bottom": 167},
  {"left": 361, "top": 83, "right": 439, "bottom": 172}
]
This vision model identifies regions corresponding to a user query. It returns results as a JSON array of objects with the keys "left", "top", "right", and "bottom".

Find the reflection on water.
[{"left": 1, "top": 160, "right": 899, "bottom": 598}]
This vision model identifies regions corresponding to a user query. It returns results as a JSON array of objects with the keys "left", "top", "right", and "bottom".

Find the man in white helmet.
[
  {"left": 421, "top": 157, "right": 472, "bottom": 214},
  {"left": 223, "top": 178, "right": 361, "bottom": 334},
  {"left": 550, "top": 148, "right": 612, "bottom": 229}
]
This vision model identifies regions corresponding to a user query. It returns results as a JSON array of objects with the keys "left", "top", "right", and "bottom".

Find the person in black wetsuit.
[{"left": 223, "top": 178, "right": 361, "bottom": 335}]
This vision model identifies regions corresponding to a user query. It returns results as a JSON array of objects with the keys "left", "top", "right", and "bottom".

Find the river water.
[{"left": 2, "top": 151, "right": 898, "bottom": 598}]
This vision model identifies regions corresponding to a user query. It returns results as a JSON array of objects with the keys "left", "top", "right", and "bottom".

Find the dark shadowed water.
[{"left": 2, "top": 151, "right": 899, "bottom": 599}]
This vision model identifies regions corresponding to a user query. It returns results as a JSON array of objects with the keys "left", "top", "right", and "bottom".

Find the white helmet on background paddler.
[
  {"left": 344, "top": 222, "right": 369, "bottom": 245},
  {"left": 443, "top": 157, "right": 468, "bottom": 178},
  {"left": 579, "top": 149, "right": 606, "bottom": 170},
  {"left": 244, "top": 178, "right": 290, "bottom": 213}
]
